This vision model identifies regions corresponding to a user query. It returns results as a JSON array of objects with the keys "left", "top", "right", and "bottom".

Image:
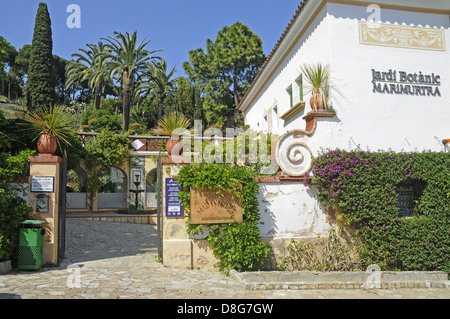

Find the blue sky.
[{"left": 0, "top": 0, "right": 301, "bottom": 76}]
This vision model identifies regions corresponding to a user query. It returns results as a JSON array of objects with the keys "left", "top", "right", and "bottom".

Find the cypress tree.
[{"left": 27, "top": 2, "right": 55, "bottom": 110}]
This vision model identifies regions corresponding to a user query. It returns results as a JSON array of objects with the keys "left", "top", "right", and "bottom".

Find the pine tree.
[{"left": 27, "top": 2, "right": 55, "bottom": 110}]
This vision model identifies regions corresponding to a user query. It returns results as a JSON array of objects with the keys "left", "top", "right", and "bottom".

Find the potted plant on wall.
[
  {"left": 130, "top": 123, "right": 143, "bottom": 135},
  {"left": 88, "top": 118, "right": 99, "bottom": 132},
  {"left": 25, "top": 105, "right": 76, "bottom": 154},
  {"left": 151, "top": 112, "right": 192, "bottom": 155},
  {"left": 301, "top": 63, "right": 331, "bottom": 112}
]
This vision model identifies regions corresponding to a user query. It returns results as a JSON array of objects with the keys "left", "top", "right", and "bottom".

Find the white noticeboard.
[{"left": 31, "top": 176, "right": 55, "bottom": 193}]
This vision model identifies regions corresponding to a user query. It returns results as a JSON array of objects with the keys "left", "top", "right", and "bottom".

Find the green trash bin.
[{"left": 18, "top": 220, "right": 45, "bottom": 270}]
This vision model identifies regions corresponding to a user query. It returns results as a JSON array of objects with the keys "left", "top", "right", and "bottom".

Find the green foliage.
[
  {"left": 0, "top": 35, "right": 17, "bottom": 85},
  {"left": 100, "top": 31, "right": 160, "bottom": 132},
  {"left": 177, "top": 163, "right": 271, "bottom": 272},
  {"left": 27, "top": 2, "right": 56, "bottom": 109},
  {"left": 162, "top": 77, "right": 204, "bottom": 125},
  {"left": 151, "top": 112, "right": 191, "bottom": 136},
  {"left": 24, "top": 105, "right": 77, "bottom": 152},
  {"left": 0, "top": 111, "right": 35, "bottom": 153},
  {"left": 65, "top": 42, "right": 111, "bottom": 110},
  {"left": 142, "top": 59, "right": 181, "bottom": 121},
  {"left": 305, "top": 149, "right": 450, "bottom": 271},
  {"left": 81, "top": 104, "right": 122, "bottom": 132},
  {"left": 300, "top": 63, "right": 330, "bottom": 109},
  {"left": 0, "top": 149, "right": 36, "bottom": 184},
  {"left": 0, "top": 188, "right": 32, "bottom": 261},
  {"left": 83, "top": 130, "right": 131, "bottom": 209},
  {"left": 192, "top": 129, "right": 276, "bottom": 177},
  {"left": 183, "top": 22, "right": 265, "bottom": 126}
]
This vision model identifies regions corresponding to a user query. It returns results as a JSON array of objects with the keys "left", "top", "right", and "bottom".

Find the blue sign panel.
[{"left": 165, "top": 178, "right": 183, "bottom": 217}]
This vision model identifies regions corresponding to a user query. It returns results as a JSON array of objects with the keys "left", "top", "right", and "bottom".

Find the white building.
[
  {"left": 240, "top": 0, "right": 449, "bottom": 154},
  {"left": 238, "top": 0, "right": 450, "bottom": 254}
]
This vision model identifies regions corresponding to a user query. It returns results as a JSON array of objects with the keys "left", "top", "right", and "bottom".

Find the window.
[
  {"left": 296, "top": 74, "right": 304, "bottom": 102},
  {"left": 397, "top": 185, "right": 414, "bottom": 217},
  {"left": 286, "top": 85, "right": 293, "bottom": 108},
  {"left": 396, "top": 180, "right": 426, "bottom": 217}
]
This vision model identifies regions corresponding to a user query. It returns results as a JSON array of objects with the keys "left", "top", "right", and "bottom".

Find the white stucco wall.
[
  {"left": 245, "top": 5, "right": 332, "bottom": 135},
  {"left": 245, "top": 1, "right": 450, "bottom": 240},
  {"left": 245, "top": 2, "right": 450, "bottom": 154},
  {"left": 258, "top": 183, "right": 330, "bottom": 238},
  {"left": 323, "top": 3, "right": 450, "bottom": 153}
]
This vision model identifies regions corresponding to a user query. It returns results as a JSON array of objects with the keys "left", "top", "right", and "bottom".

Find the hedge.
[
  {"left": 304, "top": 150, "right": 450, "bottom": 271},
  {"left": 0, "top": 188, "right": 32, "bottom": 261}
]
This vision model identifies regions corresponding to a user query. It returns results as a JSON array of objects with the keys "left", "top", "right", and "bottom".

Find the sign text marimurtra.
[{"left": 372, "top": 69, "right": 441, "bottom": 97}]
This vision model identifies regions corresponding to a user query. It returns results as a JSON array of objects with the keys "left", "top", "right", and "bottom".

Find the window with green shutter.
[
  {"left": 296, "top": 74, "right": 303, "bottom": 102},
  {"left": 286, "top": 85, "right": 293, "bottom": 108}
]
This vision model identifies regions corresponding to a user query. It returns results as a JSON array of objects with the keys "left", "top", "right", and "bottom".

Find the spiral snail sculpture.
[{"left": 274, "top": 129, "right": 314, "bottom": 177}]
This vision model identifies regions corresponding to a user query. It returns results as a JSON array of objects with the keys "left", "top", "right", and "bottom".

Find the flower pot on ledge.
[
  {"left": 302, "top": 110, "right": 336, "bottom": 122},
  {"left": 37, "top": 132, "right": 57, "bottom": 154},
  {"left": 166, "top": 136, "right": 183, "bottom": 156}
]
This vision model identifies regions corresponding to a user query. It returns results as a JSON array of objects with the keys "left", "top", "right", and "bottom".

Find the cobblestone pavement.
[{"left": 0, "top": 219, "right": 449, "bottom": 300}]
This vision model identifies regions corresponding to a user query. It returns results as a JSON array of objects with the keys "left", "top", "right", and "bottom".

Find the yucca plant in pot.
[
  {"left": 25, "top": 105, "right": 76, "bottom": 154},
  {"left": 301, "top": 63, "right": 330, "bottom": 111},
  {"left": 151, "top": 112, "right": 192, "bottom": 155}
]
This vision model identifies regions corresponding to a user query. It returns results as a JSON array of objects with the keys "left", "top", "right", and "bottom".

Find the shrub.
[
  {"left": 304, "top": 149, "right": 450, "bottom": 271},
  {"left": 0, "top": 149, "right": 36, "bottom": 183},
  {"left": 0, "top": 188, "right": 32, "bottom": 261},
  {"left": 177, "top": 163, "right": 271, "bottom": 272}
]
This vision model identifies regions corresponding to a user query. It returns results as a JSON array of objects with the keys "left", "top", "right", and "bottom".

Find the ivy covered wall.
[{"left": 304, "top": 150, "right": 450, "bottom": 271}]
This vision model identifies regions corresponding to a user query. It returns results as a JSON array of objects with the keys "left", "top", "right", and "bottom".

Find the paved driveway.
[{"left": 0, "top": 219, "right": 449, "bottom": 300}]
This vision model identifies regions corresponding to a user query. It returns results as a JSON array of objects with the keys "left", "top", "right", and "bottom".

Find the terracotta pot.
[
  {"left": 166, "top": 136, "right": 183, "bottom": 155},
  {"left": 37, "top": 132, "right": 57, "bottom": 154},
  {"left": 310, "top": 91, "right": 325, "bottom": 111}
]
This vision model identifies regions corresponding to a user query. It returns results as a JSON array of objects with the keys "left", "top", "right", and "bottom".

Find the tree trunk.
[
  {"left": 94, "top": 82, "right": 102, "bottom": 110},
  {"left": 122, "top": 69, "right": 131, "bottom": 133},
  {"left": 122, "top": 89, "right": 131, "bottom": 133},
  {"left": 157, "top": 95, "right": 163, "bottom": 122}
]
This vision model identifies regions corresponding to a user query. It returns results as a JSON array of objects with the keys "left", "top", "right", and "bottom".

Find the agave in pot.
[
  {"left": 301, "top": 63, "right": 330, "bottom": 111},
  {"left": 25, "top": 105, "right": 76, "bottom": 154},
  {"left": 151, "top": 112, "right": 192, "bottom": 156}
]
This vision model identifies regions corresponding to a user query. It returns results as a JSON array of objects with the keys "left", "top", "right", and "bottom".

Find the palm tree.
[
  {"left": 100, "top": 31, "right": 160, "bottom": 133},
  {"left": 143, "top": 59, "right": 181, "bottom": 121},
  {"left": 65, "top": 42, "right": 111, "bottom": 110}
]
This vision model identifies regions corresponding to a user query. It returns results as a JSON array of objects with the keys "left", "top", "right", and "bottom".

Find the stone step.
[
  {"left": 66, "top": 212, "right": 157, "bottom": 225},
  {"left": 230, "top": 270, "right": 450, "bottom": 290}
]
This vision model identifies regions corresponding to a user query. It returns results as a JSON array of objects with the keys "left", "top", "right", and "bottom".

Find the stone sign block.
[{"left": 190, "top": 187, "right": 243, "bottom": 224}]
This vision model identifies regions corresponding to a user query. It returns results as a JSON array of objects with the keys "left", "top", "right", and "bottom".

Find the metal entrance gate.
[
  {"left": 57, "top": 154, "right": 67, "bottom": 265},
  {"left": 156, "top": 155, "right": 163, "bottom": 263}
]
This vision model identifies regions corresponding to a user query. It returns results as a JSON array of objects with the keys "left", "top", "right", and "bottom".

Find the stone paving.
[{"left": 0, "top": 219, "right": 449, "bottom": 300}]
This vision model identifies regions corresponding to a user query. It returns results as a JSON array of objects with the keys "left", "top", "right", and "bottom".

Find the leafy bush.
[
  {"left": 0, "top": 188, "right": 32, "bottom": 261},
  {"left": 81, "top": 106, "right": 122, "bottom": 132},
  {"left": 177, "top": 163, "right": 271, "bottom": 272},
  {"left": 83, "top": 130, "right": 131, "bottom": 209},
  {"left": 0, "top": 149, "right": 36, "bottom": 183},
  {"left": 305, "top": 150, "right": 450, "bottom": 271}
]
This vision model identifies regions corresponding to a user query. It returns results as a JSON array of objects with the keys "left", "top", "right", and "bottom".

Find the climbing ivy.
[
  {"left": 304, "top": 149, "right": 450, "bottom": 271},
  {"left": 176, "top": 163, "right": 271, "bottom": 272}
]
